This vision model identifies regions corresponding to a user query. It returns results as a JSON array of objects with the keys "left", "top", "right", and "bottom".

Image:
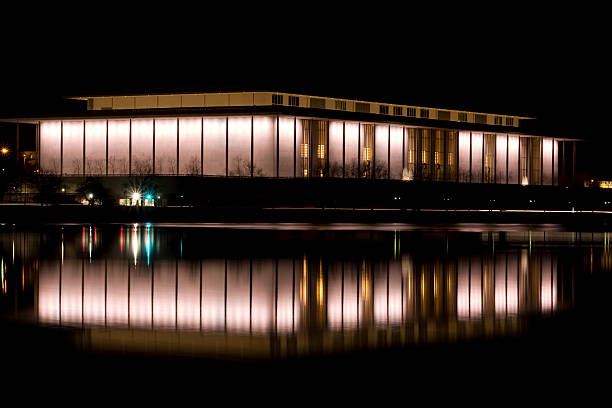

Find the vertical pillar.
[
  {"left": 82, "top": 120, "right": 86, "bottom": 176},
  {"left": 572, "top": 141, "right": 576, "bottom": 180},
  {"left": 342, "top": 121, "right": 346, "bottom": 178},
  {"left": 15, "top": 124, "right": 20, "bottom": 166},
  {"left": 276, "top": 115, "right": 280, "bottom": 178},
  {"left": 176, "top": 118, "right": 180, "bottom": 175},
  {"left": 388, "top": 126, "right": 391, "bottom": 180},
  {"left": 105, "top": 120, "right": 109, "bottom": 176},
  {"left": 250, "top": 116, "right": 254, "bottom": 178},
  {"left": 201, "top": 117, "right": 204, "bottom": 176},
  {"left": 225, "top": 117, "right": 229, "bottom": 177},
  {"left": 36, "top": 122, "right": 40, "bottom": 172},
  {"left": 152, "top": 119, "right": 156, "bottom": 175},
  {"left": 129, "top": 119, "right": 132, "bottom": 176},
  {"left": 469, "top": 131, "right": 472, "bottom": 183},
  {"left": 60, "top": 121, "right": 64, "bottom": 175}
]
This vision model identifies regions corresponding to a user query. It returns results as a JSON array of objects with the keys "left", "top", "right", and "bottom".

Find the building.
[{"left": 3, "top": 91, "right": 580, "bottom": 187}]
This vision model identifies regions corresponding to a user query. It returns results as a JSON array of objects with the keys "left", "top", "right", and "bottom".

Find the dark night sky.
[{"left": 1, "top": 6, "right": 608, "bottom": 172}]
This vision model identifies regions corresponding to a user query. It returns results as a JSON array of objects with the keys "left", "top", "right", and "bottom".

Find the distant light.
[
  {"left": 132, "top": 192, "right": 141, "bottom": 200},
  {"left": 146, "top": 194, "right": 152, "bottom": 200},
  {"left": 180, "top": 195, "right": 184, "bottom": 198},
  {"left": 1, "top": 147, "right": 8, "bottom": 154},
  {"left": 61, "top": 188, "right": 65, "bottom": 192},
  {"left": 88, "top": 193, "right": 93, "bottom": 199}
]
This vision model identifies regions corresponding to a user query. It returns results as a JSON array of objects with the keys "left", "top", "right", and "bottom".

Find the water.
[{"left": 2, "top": 223, "right": 612, "bottom": 398}]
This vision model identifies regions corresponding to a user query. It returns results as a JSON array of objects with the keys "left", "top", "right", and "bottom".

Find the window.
[
  {"left": 355, "top": 102, "right": 370, "bottom": 113},
  {"left": 379, "top": 105, "right": 389, "bottom": 115},
  {"left": 474, "top": 114, "right": 487, "bottom": 124},
  {"left": 335, "top": 100, "right": 346, "bottom": 110},
  {"left": 420, "top": 109, "right": 429, "bottom": 119},
  {"left": 438, "top": 110, "right": 450, "bottom": 121},
  {"left": 393, "top": 106, "right": 403, "bottom": 116},
  {"left": 494, "top": 116, "right": 503, "bottom": 125},
  {"left": 310, "top": 98, "right": 325, "bottom": 109},
  {"left": 301, "top": 143, "right": 309, "bottom": 158},
  {"left": 506, "top": 117, "right": 514, "bottom": 126},
  {"left": 272, "top": 94, "right": 284, "bottom": 105},
  {"left": 458, "top": 112, "right": 468, "bottom": 122},
  {"left": 406, "top": 107, "right": 416, "bottom": 117},
  {"left": 288, "top": 96, "right": 299, "bottom": 106}
]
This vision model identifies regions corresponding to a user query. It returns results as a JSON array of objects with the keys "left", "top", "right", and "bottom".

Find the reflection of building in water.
[{"left": 38, "top": 250, "right": 567, "bottom": 333}]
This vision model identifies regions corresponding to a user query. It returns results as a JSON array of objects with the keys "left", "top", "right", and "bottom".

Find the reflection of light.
[
  {"left": 145, "top": 224, "right": 150, "bottom": 266},
  {"left": 132, "top": 225, "right": 138, "bottom": 266},
  {"left": 521, "top": 177, "right": 529, "bottom": 186},
  {"left": 82, "top": 226, "right": 86, "bottom": 252},
  {"left": 120, "top": 225, "right": 123, "bottom": 254},
  {"left": 132, "top": 191, "right": 141, "bottom": 201}
]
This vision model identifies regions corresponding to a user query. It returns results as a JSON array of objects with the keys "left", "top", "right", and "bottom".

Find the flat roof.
[{"left": 66, "top": 91, "right": 533, "bottom": 128}]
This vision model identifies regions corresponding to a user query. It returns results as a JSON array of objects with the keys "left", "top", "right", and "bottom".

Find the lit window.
[
  {"left": 363, "top": 147, "right": 371, "bottom": 161},
  {"left": 317, "top": 144, "right": 325, "bottom": 159},
  {"left": 289, "top": 96, "right": 299, "bottom": 106},
  {"left": 458, "top": 112, "right": 468, "bottom": 122},
  {"left": 506, "top": 117, "right": 514, "bottom": 126},
  {"left": 393, "top": 106, "right": 403, "bottom": 116},
  {"left": 335, "top": 100, "right": 347, "bottom": 110},
  {"left": 407, "top": 108, "right": 416, "bottom": 117}
]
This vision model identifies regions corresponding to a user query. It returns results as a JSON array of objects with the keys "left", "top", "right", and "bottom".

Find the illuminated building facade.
[{"left": 15, "top": 91, "right": 578, "bottom": 185}]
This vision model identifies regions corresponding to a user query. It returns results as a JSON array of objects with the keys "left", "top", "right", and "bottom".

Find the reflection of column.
[
  {"left": 446, "top": 259, "right": 456, "bottom": 318},
  {"left": 518, "top": 249, "right": 529, "bottom": 314},
  {"left": 61, "top": 259, "right": 82, "bottom": 326},
  {"left": 277, "top": 258, "right": 299, "bottom": 333},
  {"left": 360, "top": 259, "right": 373, "bottom": 326},
  {"left": 373, "top": 260, "right": 388, "bottom": 326},
  {"left": 251, "top": 258, "right": 275, "bottom": 333},
  {"left": 177, "top": 259, "right": 200, "bottom": 330},
  {"left": 483, "top": 256, "right": 495, "bottom": 318},
  {"left": 402, "top": 255, "right": 414, "bottom": 321},
  {"left": 38, "top": 260, "right": 60, "bottom": 324},
  {"left": 433, "top": 260, "right": 443, "bottom": 317},
  {"left": 343, "top": 261, "right": 359, "bottom": 329},
  {"left": 106, "top": 259, "right": 128, "bottom": 326},
  {"left": 326, "top": 260, "right": 343, "bottom": 330},
  {"left": 83, "top": 259, "right": 105, "bottom": 326},
  {"left": 388, "top": 259, "right": 403, "bottom": 325},
  {"left": 201, "top": 259, "right": 225, "bottom": 331}
]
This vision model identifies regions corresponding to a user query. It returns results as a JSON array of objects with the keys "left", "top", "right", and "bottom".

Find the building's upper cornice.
[{"left": 67, "top": 91, "right": 532, "bottom": 129}]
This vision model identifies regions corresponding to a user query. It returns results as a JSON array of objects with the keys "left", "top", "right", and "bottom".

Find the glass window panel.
[
  {"left": 85, "top": 120, "right": 106, "bottom": 175},
  {"left": 328, "top": 121, "right": 344, "bottom": 178},
  {"left": 542, "top": 138, "right": 553, "bottom": 185},
  {"left": 107, "top": 120, "right": 130, "bottom": 175},
  {"left": 178, "top": 117, "right": 202, "bottom": 175},
  {"left": 495, "top": 134, "right": 507, "bottom": 184},
  {"left": 389, "top": 126, "right": 403, "bottom": 180},
  {"left": 458, "top": 131, "right": 471, "bottom": 183},
  {"left": 374, "top": 125, "right": 389, "bottom": 179},
  {"left": 40, "top": 121, "right": 61, "bottom": 174},
  {"left": 278, "top": 117, "right": 295, "bottom": 178},
  {"left": 228, "top": 117, "right": 252, "bottom": 177},
  {"left": 226, "top": 259, "right": 251, "bottom": 332},
  {"left": 471, "top": 132, "right": 483, "bottom": 183},
  {"left": 131, "top": 119, "right": 153, "bottom": 175},
  {"left": 253, "top": 116, "right": 275, "bottom": 177},
  {"left": 344, "top": 122, "right": 359, "bottom": 178},
  {"left": 154, "top": 118, "right": 178, "bottom": 175},
  {"left": 203, "top": 118, "right": 226, "bottom": 176},
  {"left": 62, "top": 121, "right": 84, "bottom": 175},
  {"left": 507, "top": 135, "right": 519, "bottom": 184}
]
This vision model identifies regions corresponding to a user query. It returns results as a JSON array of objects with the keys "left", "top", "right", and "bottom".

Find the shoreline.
[{"left": 2, "top": 204, "right": 612, "bottom": 230}]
